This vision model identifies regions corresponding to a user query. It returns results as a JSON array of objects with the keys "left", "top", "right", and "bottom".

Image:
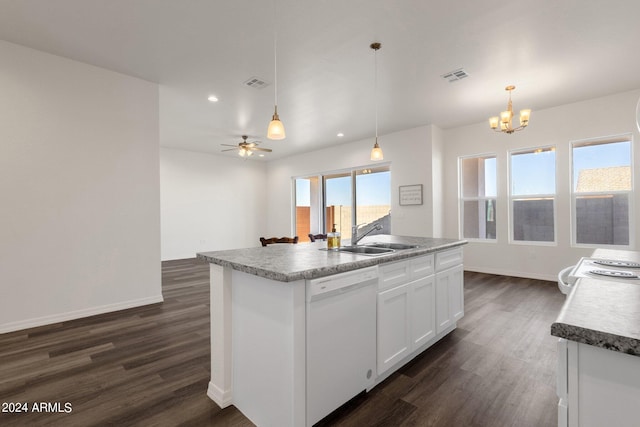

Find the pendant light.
[
  {"left": 370, "top": 42, "right": 383, "bottom": 161},
  {"left": 267, "top": 1, "right": 285, "bottom": 140}
]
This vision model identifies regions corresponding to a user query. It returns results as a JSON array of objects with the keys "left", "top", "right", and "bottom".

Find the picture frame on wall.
[{"left": 399, "top": 184, "right": 423, "bottom": 206}]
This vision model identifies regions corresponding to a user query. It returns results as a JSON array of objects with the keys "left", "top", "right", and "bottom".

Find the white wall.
[
  {"left": 0, "top": 41, "right": 161, "bottom": 333},
  {"left": 160, "top": 148, "right": 268, "bottom": 260},
  {"left": 266, "top": 125, "right": 445, "bottom": 239},
  {"left": 442, "top": 89, "right": 640, "bottom": 281}
]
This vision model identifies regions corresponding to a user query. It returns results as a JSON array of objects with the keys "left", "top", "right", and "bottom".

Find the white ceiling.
[{"left": 1, "top": 0, "right": 639, "bottom": 160}]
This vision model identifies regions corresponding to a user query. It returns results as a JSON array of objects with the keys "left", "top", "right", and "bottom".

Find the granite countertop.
[
  {"left": 197, "top": 234, "right": 467, "bottom": 282},
  {"left": 551, "top": 276, "right": 640, "bottom": 357}
]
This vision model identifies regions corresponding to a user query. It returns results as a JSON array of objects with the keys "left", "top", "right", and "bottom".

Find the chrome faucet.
[{"left": 351, "top": 221, "right": 382, "bottom": 245}]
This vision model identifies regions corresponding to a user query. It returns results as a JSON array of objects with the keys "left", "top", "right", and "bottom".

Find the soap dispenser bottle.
[{"left": 327, "top": 224, "right": 341, "bottom": 250}]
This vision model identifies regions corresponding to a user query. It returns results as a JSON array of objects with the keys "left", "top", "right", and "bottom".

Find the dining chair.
[
  {"left": 260, "top": 236, "right": 299, "bottom": 246},
  {"left": 308, "top": 233, "right": 328, "bottom": 242}
]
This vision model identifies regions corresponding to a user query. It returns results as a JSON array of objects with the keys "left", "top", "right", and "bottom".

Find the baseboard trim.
[
  {"left": 464, "top": 266, "right": 556, "bottom": 282},
  {"left": 0, "top": 294, "right": 164, "bottom": 334},
  {"left": 207, "top": 381, "right": 233, "bottom": 408}
]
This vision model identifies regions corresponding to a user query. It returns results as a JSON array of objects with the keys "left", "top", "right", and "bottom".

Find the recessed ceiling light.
[
  {"left": 207, "top": 95, "right": 219, "bottom": 102},
  {"left": 259, "top": 154, "right": 265, "bottom": 157},
  {"left": 337, "top": 132, "right": 344, "bottom": 137}
]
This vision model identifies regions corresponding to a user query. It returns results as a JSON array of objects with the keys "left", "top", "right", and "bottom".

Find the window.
[
  {"left": 460, "top": 155, "right": 497, "bottom": 240},
  {"left": 509, "top": 147, "right": 556, "bottom": 243},
  {"left": 571, "top": 136, "right": 632, "bottom": 246},
  {"left": 294, "top": 165, "right": 391, "bottom": 242}
]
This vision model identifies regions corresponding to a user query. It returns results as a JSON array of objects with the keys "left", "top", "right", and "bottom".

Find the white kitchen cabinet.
[
  {"left": 377, "top": 281, "right": 411, "bottom": 374},
  {"left": 410, "top": 275, "right": 436, "bottom": 348},
  {"left": 557, "top": 339, "right": 640, "bottom": 427},
  {"left": 377, "top": 255, "right": 436, "bottom": 375},
  {"left": 435, "top": 263, "right": 464, "bottom": 334}
]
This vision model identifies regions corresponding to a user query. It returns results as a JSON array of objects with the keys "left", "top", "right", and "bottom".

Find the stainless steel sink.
[
  {"left": 364, "top": 242, "right": 419, "bottom": 250},
  {"left": 337, "top": 246, "right": 395, "bottom": 255}
]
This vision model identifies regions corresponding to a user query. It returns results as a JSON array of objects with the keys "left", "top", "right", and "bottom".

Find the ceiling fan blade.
[
  {"left": 246, "top": 143, "right": 256, "bottom": 148},
  {"left": 252, "top": 147, "right": 272, "bottom": 152},
  {"left": 221, "top": 148, "right": 237, "bottom": 152},
  {"left": 221, "top": 144, "right": 239, "bottom": 147}
]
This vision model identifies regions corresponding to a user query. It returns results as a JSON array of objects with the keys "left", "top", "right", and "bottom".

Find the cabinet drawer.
[
  {"left": 378, "top": 260, "right": 411, "bottom": 291},
  {"left": 435, "top": 248, "right": 463, "bottom": 271},
  {"left": 410, "top": 255, "right": 435, "bottom": 279}
]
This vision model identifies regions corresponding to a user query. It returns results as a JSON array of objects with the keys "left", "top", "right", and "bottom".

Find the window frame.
[
  {"left": 458, "top": 153, "right": 498, "bottom": 243},
  {"left": 508, "top": 145, "right": 558, "bottom": 246},
  {"left": 570, "top": 134, "right": 634, "bottom": 249}
]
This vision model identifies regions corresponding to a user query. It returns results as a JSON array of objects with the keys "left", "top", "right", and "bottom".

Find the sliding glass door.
[{"left": 294, "top": 165, "right": 391, "bottom": 242}]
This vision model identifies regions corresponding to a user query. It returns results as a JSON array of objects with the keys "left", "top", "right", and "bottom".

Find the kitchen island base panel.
[
  {"left": 231, "top": 270, "right": 306, "bottom": 427},
  {"left": 208, "top": 263, "right": 232, "bottom": 409}
]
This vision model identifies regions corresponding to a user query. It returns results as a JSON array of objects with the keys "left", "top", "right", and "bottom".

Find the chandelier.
[{"left": 489, "top": 85, "right": 531, "bottom": 134}]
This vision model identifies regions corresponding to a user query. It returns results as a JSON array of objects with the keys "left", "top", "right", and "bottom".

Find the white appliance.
[
  {"left": 558, "top": 257, "right": 640, "bottom": 294},
  {"left": 306, "top": 266, "right": 378, "bottom": 426}
]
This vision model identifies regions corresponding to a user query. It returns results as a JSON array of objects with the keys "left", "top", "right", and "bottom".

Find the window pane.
[
  {"left": 356, "top": 167, "right": 390, "bottom": 235},
  {"left": 295, "top": 177, "right": 321, "bottom": 242},
  {"left": 511, "top": 148, "right": 556, "bottom": 195},
  {"left": 572, "top": 138, "right": 632, "bottom": 246},
  {"left": 463, "top": 199, "right": 496, "bottom": 239},
  {"left": 462, "top": 156, "right": 496, "bottom": 198},
  {"left": 573, "top": 140, "right": 631, "bottom": 193},
  {"left": 513, "top": 198, "right": 555, "bottom": 242},
  {"left": 324, "top": 173, "right": 352, "bottom": 239},
  {"left": 576, "top": 194, "right": 629, "bottom": 245}
]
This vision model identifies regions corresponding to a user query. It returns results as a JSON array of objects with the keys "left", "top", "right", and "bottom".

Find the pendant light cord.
[
  {"left": 374, "top": 46, "right": 378, "bottom": 140},
  {"left": 273, "top": 0, "right": 278, "bottom": 108}
]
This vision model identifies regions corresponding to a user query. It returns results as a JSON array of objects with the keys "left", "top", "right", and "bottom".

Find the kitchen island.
[
  {"left": 198, "top": 235, "right": 466, "bottom": 426},
  {"left": 551, "top": 249, "right": 640, "bottom": 427}
]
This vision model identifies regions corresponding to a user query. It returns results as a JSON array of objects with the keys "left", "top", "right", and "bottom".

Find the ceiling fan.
[{"left": 221, "top": 135, "right": 272, "bottom": 157}]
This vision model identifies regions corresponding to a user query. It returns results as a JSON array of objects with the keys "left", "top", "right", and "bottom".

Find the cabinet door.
[
  {"left": 436, "top": 265, "right": 464, "bottom": 334},
  {"left": 449, "top": 265, "right": 464, "bottom": 322},
  {"left": 435, "top": 270, "right": 452, "bottom": 334},
  {"left": 377, "top": 283, "right": 411, "bottom": 375},
  {"left": 410, "top": 276, "right": 435, "bottom": 349}
]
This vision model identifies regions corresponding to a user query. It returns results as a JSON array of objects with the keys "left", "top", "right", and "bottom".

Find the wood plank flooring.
[{"left": 0, "top": 260, "right": 565, "bottom": 426}]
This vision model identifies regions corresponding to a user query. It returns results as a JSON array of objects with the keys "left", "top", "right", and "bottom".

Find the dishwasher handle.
[{"left": 307, "top": 266, "right": 378, "bottom": 301}]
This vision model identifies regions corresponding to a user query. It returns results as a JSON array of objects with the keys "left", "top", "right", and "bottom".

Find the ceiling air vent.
[
  {"left": 243, "top": 76, "right": 269, "bottom": 89},
  {"left": 441, "top": 68, "right": 469, "bottom": 83}
]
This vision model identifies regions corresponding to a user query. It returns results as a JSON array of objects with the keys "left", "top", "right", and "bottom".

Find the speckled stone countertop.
[
  {"left": 551, "top": 249, "right": 640, "bottom": 357},
  {"left": 197, "top": 234, "right": 466, "bottom": 282}
]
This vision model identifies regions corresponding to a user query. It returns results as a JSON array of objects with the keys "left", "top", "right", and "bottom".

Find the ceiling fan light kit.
[
  {"left": 221, "top": 135, "right": 272, "bottom": 158},
  {"left": 489, "top": 85, "right": 531, "bottom": 134}
]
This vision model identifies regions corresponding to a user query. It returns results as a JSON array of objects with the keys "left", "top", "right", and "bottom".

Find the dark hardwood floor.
[{"left": 0, "top": 260, "right": 565, "bottom": 426}]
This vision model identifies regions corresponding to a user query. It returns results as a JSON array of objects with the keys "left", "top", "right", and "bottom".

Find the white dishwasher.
[{"left": 306, "top": 266, "right": 378, "bottom": 426}]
